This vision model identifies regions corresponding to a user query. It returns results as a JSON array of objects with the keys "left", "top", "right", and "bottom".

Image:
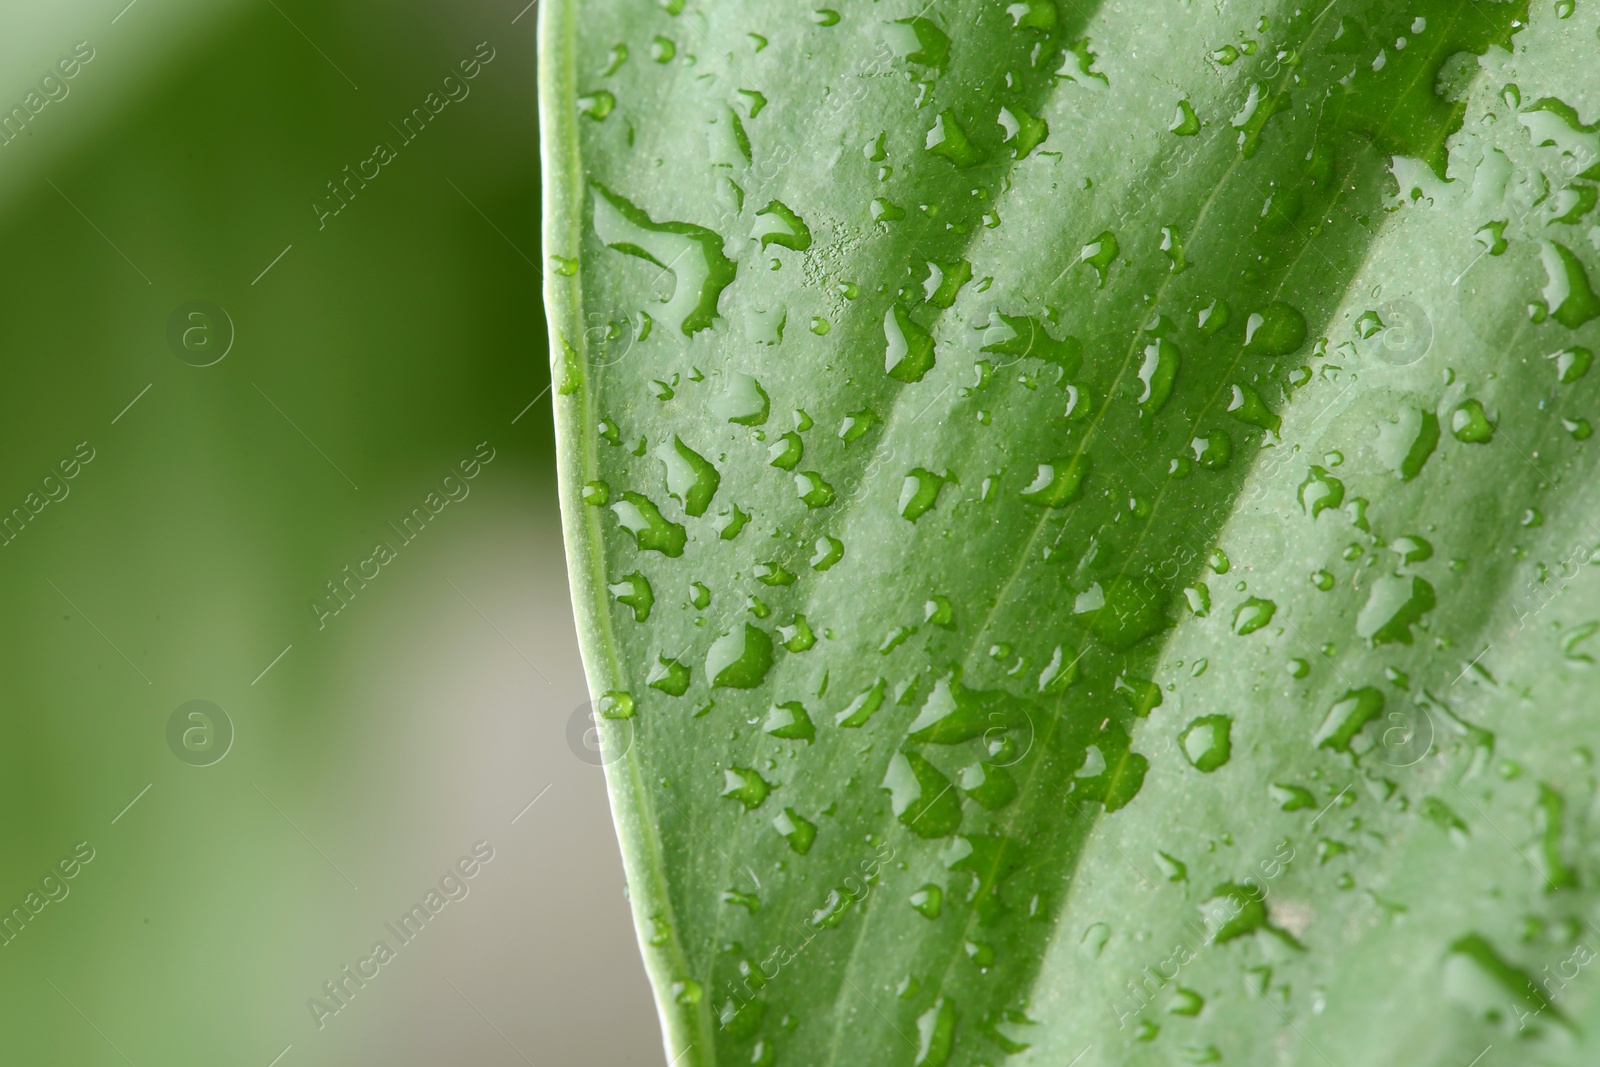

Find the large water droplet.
[
  {"left": 778, "top": 614, "right": 816, "bottom": 652},
  {"left": 1242, "top": 301, "right": 1308, "bottom": 356},
  {"left": 810, "top": 536, "right": 844, "bottom": 571},
  {"left": 1136, "top": 339, "right": 1180, "bottom": 415},
  {"left": 750, "top": 200, "right": 812, "bottom": 252},
  {"left": 764, "top": 701, "right": 816, "bottom": 742},
  {"left": 1314, "top": 688, "right": 1384, "bottom": 753},
  {"left": 885, "top": 305, "right": 937, "bottom": 382},
  {"left": 959, "top": 761, "right": 1018, "bottom": 810},
  {"left": 647, "top": 656, "right": 690, "bottom": 696},
  {"left": 1298, "top": 466, "right": 1345, "bottom": 518},
  {"left": 910, "top": 883, "right": 943, "bottom": 918},
  {"left": 837, "top": 679, "right": 887, "bottom": 728},
  {"left": 900, "top": 468, "right": 953, "bottom": 520},
  {"left": 1180, "top": 715, "right": 1233, "bottom": 772},
  {"left": 1232, "top": 597, "right": 1277, "bottom": 635},
  {"left": 1541, "top": 240, "right": 1600, "bottom": 329},
  {"left": 1375, "top": 408, "right": 1440, "bottom": 480},
  {"left": 1080, "top": 231, "right": 1119, "bottom": 287},
  {"left": 608, "top": 571, "right": 654, "bottom": 621},
  {"left": 598, "top": 691, "right": 636, "bottom": 719},
  {"left": 795, "top": 471, "right": 836, "bottom": 508},
  {"left": 913, "top": 997, "right": 957, "bottom": 1067},
  {"left": 767, "top": 431, "right": 803, "bottom": 471},
  {"left": 1227, "top": 383, "right": 1280, "bottom": 434},
  {"left": 1356, "top": 575, "right": 1435, "bottom": 646},
  {"left": 884, "top": 16, "right": 951, "bottom": 68},
  {"left": 926, "top": 110, "right": 985, "bottom": 167},
  {"left": 1170, "top": 98, "right": 1200, "bottom": 135},
  {"left": 1547, "top": 345, "right": 1593, "bottom": 384},
  {"left": 713, "top": 372, "right": 770, "bottom": 425},
  {"left": 998, "top": 104, "right": 1049, "bottom": 158},
  {"left": 611, "top": 493, "right": 687, "bottom": 556},
  {"left": 1019, "top": 457, "right": 1088, "bottom": 507},
  {"left": 654, "top": 436, "right": 720, "bottom": 516},
  {"left": 722, "top": 766, "right": 773, "bottom": 809},
  {"left": 980, "top": 314, "right": 1081, "bottom": 370},
  {"left": 707, "top": 624, "right": 775, "bottom": 688},
  {"left": 772, "top": 807, "right": 817, "bottom": 854},
  {"left": 591, "top": 183, "right": 736, "bottom": 336},
  {"left": 882, "top": 751, "right": 962, "bottom": 837},
  {"left": 1451, "top": 400, "right": 1495, "bottom": 443}
]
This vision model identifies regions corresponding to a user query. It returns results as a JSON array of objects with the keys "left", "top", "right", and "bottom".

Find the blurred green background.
[{"left": 0, "top": 0, "right": 658, "bottom": 1063}]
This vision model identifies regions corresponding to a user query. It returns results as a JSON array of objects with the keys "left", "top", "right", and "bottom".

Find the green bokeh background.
[{"left": 0, "top": 1, "right": 655, "bottom": 1062}]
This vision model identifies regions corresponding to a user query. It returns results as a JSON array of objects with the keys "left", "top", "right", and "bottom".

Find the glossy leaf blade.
[{"left": 542, "top": 2, "right": 1600, "bottom": 1064}]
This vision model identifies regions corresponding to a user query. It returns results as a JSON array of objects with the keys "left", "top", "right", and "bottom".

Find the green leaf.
[{"left": 542, "top": 1, "right": 1600, "bottom": 1064}]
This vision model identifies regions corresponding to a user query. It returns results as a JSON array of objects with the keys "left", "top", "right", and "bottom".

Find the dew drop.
[
  {"left": 836, "top": 679, "right": 887, "bottom": 728},
  {"left": 1136, "top": 339, "right": 1181, "bottom": 415},
  {"left": 577, "top": 90, "right": 615, "bottom": 120},
  {"left": 885, "top": 304, "right": 937, "bottom": 382},
  {"left": 764, "top": 702, "right": 816, "bottom": 743},
  {"left": 1079, "top": 230, "right": 1119, "bottom": 287},
  {"left": 882, "top": 752, "right": 962, "bottom": 837},
  {"left": 707, "top": 624, "right": 775, "bottom": 688},
  {"left": 750, "top": 200, "right": 812, "bottom": 252},
  {"left": 611, "top": 493, "right": 687, "bottom": 556},
  {"left": 778, "top": 615, "right": 816, "bottom": 652},
  {"left": 1170, "top": 98, "right": 1201, "bottom": 136},
  {"left": 1019, "top": 457, "right": 1087, "bottom": 507},
  {"left": 722, "top": 766, "right": 773, "bottom": 809},
  {"left": 795, "top": 471, "right": 836, "bottom": 508},
  {"left": 647, "top": 656, "right": 691, "bottom": 696},
  {"left": 772, "top": 808, "right": 817, "bottom": 854},
  {"left": 900, "top": 468, "right": 953, "bottom": 520},
  {"left": 1314, "top": 688, "right": 1384, "bottom": 753},
  {"left": 767, "top": 432, "right": 803, "bottom": 471},
  {"left": 913, "top": 997, "right": 957, "bottom": 1067},
  {"left": 910, "top": 883, "right": 943, "bottom": 919},
  {"left": 1375, "top": 408, "right": 1440, "bottom": 480},
  {"left": 810, "top": 536, "right": 844, "bottom": 571},
  {"left": 1242, "top": 301, "right": 1308, "bottom": 356},
  {"left": 1180, "top": 715, "right": 1233, "bottom": 772},
  {"left": 1298, "top": 466, "right": 1345, "bottom": 518},
  {"left": 608, "top": 572, "right": 655, "bottom": 622},
  {"left": 1451, "top": 399, "right": 1495, "bottom": 443},
  {"left": 655, "top": 436, "right": 721, "bottom": 516},
  {"left": 925, "top": 110, "right": 985, "bottom": 167},
  {"left": 591, "top": 183, "right": 735, "bottom": 336}
]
